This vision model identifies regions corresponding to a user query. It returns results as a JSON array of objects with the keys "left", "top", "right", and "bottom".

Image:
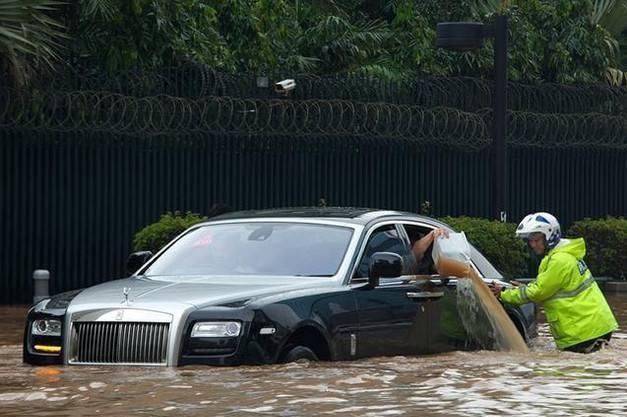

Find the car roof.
[{"left": 209, "top": 207, "right": 442, "bottom": 226}]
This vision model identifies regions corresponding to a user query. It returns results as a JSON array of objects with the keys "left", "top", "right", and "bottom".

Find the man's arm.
[
  {"left": 412, "top": 228, "right": 449, "bottom": 261},
  {"left": 498, "top": 254, "right": 570, "bottom": 304}
]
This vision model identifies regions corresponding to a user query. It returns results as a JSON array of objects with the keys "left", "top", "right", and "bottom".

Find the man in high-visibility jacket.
[{"left": 490, "top": 212, "right": 618, "bottom": 353}]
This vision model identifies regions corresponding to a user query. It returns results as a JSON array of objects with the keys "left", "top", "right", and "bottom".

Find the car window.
[
  {"left": 468, "top": 246, "right": 499, "bottom": 279},
  {"left": 143, "top": 222, "right": 354, "bottom": 278},
  {"left": 402, "top": 224, "right": 435, "bottom": 275},
  {"left": 403, "top": 221, "right": 499, "bottom": 279},
  {"left": 354, "top": 224, "right": 414, "bottom": 278}
]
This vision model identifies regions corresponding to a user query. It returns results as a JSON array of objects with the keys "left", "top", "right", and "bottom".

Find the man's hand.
[
  {"left": 431, "top": 228, "right": 449, "bottom": 239},
  {"left": 489, "top": 281, "right": 503, "bottom": 298}
]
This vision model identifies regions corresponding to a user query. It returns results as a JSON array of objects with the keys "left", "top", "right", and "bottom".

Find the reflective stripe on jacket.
[{"left": 500, "top": 238, "right": 618, "bottom": 350}]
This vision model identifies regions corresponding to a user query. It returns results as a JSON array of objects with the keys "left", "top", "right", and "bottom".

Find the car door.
[
  {"left": 400, "top": 221, "right": 496, "bottom": 353},
  {"left": 350, "top": 223, "right": 431, "bottom": 358}
]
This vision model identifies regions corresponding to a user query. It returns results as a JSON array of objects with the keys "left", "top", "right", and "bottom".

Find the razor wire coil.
[{"left": 2, "top": 88, "right": 625, "bottom": 150}]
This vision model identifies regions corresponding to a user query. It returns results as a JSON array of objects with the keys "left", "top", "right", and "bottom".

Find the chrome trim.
[
  {"left": 68, "top": 309, "right": 173, "bottom": 366},
  {"left": 357, "top": 220, "right": 486, "bottom": 280},
  {"left": 72, "top": 309, "right": 172, "bottom": 323},
  {"left": 349, "top": 220, "right": 412, "bottom": 282},
  {"left": 67, "top": 362, "right": 167, "bottom": 367},
  {"left": 259, "top": 327, "right": 276, "bottom": 335},
  {"left": 406, "top": 291, "right": 444, "bottom": 299},
  {"left": 69, "top": 321, "right": 170, "bottom": 366},
  {"left": 123, "top": 287, "right": 131, "bottom": 305},
  {"left": 350, "top": 333, "right": 356, "bottom": 356}
]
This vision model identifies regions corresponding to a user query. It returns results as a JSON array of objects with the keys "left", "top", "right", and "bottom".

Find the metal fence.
[{"left": 1, "top": 65, "right": 625, "bottom": 304}]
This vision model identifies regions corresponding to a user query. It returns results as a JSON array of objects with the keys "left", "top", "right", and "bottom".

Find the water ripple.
[{"left": 1, "top": 298, "right": 627, "bottom": 416}]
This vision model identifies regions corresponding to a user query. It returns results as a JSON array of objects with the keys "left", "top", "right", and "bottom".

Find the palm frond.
[
  {"left": 598, "top": 0, "right": 627, "bottom": 36},
  {"left": 305, "top": 0, "right": 354, "bottom": 18},
  {"left": 349, "top": 19, "right": 391, "bottom": 44},
  {"left": 357, "top": 64, "right": 407, "bottom": 81},
  {"left": 283, "top": 54, "right": 320, "bottom": 72},
  {"left": 80, "top": 0, "right": 118, "bottom": 21},
  {"left": 606, "top": 67, "right": 627, "bottom": 85},
  {"left": 591, "top": 0, "right": 617, "bottom": 25},
  {"left": 0, "top": 0, "right": 66, "bottom": 86},
  {"left": 592, "top": 0, "right": 627, "bottom": 70},
  {"left": 0, "top": 0, "right": 66, "bottom": 58},
  {"left": 470, "top": 0, "right": 501, "bottom": 17}
]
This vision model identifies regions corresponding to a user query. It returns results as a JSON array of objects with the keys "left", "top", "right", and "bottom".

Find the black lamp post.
[{"left": 436, "top": 16, "right": 508, "bottom": 222}]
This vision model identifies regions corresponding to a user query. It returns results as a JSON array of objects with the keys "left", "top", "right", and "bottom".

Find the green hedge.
[
  {"left": 439, "top": 216, "right": 528, "bottom": 280},
  {"left": 133, "top": 211, "right": 207, "bottom": 254},
  {"left": 567, "top": 217, "right": 627, "bottom": 280}
]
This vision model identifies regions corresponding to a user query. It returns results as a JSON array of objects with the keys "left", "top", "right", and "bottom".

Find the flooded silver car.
[
  {"left": 1, "top": 294, "right": 626, "bottom": 416},
  {"left": 23, "top": 209, "right": 536, "bottom": 368}
]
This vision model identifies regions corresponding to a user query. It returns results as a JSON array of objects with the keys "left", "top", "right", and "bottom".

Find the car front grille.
[{"left": 70, "top": 322, "right": 169, "bottom": 365}]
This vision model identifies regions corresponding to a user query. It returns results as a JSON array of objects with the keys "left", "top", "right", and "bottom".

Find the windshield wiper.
[
  {"left": 293, "top": 274, "right": 335, "bottom": 277},
  {"left": 134, "top": 275, "right": 153, "bottom": 281}
]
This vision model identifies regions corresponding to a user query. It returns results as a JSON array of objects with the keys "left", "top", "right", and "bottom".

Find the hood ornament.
[{"left": 123, "top": 287, "right": 131, "bottom": 305}]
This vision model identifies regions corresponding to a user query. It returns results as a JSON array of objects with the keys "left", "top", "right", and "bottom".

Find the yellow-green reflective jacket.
[{"left": 500, "top": 238, "right": 617, "bottom": 350}]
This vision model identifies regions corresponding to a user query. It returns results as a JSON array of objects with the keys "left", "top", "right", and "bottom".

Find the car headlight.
[
  {"left": 191, "top": 321, "right": 241, "bottom": 338},
  {"left": 31, "top": 319, "right": 62, "bottom": 336}
]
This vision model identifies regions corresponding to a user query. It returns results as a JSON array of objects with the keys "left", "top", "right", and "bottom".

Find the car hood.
[{"left": 68, "top": 275, "right": 336, "bottom": 311}]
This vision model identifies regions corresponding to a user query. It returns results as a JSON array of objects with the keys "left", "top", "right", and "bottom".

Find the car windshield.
[{"left": 143, "top": 222, "right": 354, "bottom": 278}]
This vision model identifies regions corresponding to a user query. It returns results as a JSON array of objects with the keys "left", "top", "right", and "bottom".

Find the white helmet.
[{"left": 515, "top": 212, "right": 561, "bottom": 249}]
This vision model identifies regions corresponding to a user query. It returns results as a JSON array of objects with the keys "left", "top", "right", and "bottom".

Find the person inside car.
[{"left": 410, "top": 228, "right": 449, "bottom": 275}]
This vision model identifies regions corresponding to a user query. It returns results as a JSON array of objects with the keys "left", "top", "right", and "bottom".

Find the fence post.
[{"left": 33, "top": 269, "right": 50, "bottom": 304}]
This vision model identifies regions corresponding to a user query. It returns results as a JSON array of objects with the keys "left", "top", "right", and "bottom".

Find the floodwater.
[{"left": 1, "top": 296, "right": 627, "bottom": 417}]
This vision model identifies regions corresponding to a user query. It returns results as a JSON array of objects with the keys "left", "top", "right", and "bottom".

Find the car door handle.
[{"left": 406, "top": 291, "right": 444, "bottom": 300}]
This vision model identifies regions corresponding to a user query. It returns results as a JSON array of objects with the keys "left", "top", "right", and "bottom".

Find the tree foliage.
[
  {"left": 65, "top": 0, "right": 230, "bottom": 73},
  {"left": 2, "top": 0, "right": 627, "bottom": 85},
  {"left": 0, "top": 0, "right": 66, "bottom": 87},
  {"left": 594, "top": 0, "right": 627, "bottom": 84}
]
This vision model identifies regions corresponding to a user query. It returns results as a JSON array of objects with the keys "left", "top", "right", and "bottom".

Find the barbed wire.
[
  {"left": 414, "top": 77, "right": 626, "bottom": 116},
  {"left": 2, "top": 88, "right": 625, "bottom": 149},
  {"left": 17, "top": 64, "right": 625, "bottom": 115},
  {"left": 481, "top": 109, "right": 627, "bottom": 149},
  {"left": 0, "top": 88, "right": 488, "bottom": 148}
]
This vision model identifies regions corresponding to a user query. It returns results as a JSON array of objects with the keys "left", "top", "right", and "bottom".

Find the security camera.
[{"left": 274, "top": 79, "right": 296, "bottom": 94}]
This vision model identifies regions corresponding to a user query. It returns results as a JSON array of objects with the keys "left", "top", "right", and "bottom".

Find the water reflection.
[{"left": 1, "top": 295, "right": 626, "bottom": 416}]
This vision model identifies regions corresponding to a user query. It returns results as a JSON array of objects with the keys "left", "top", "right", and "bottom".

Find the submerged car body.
[{"left": 24, "top": 208, "right": 536, "bottom": 367}]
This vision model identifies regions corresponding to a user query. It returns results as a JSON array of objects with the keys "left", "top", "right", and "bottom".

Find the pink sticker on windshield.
[{"left": 192, "top": 232, "right": 213, "bottom": 246}]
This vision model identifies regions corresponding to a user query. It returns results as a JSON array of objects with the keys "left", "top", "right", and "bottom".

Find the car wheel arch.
[{"left": 277, "top": 322, "right": 332, "bottom": 363}]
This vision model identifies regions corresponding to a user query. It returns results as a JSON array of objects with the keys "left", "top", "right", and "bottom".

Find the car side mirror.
[
  {"left": 126, "top": 251, "right": 153, "bottom": 275},
  {"left": 367, "top": 252, "right": 403, "bottom": 289}
]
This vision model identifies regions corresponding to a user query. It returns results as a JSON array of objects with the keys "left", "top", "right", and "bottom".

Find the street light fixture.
[{"left": 436, "top": 16, "right": 508, "bottom": 222}]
